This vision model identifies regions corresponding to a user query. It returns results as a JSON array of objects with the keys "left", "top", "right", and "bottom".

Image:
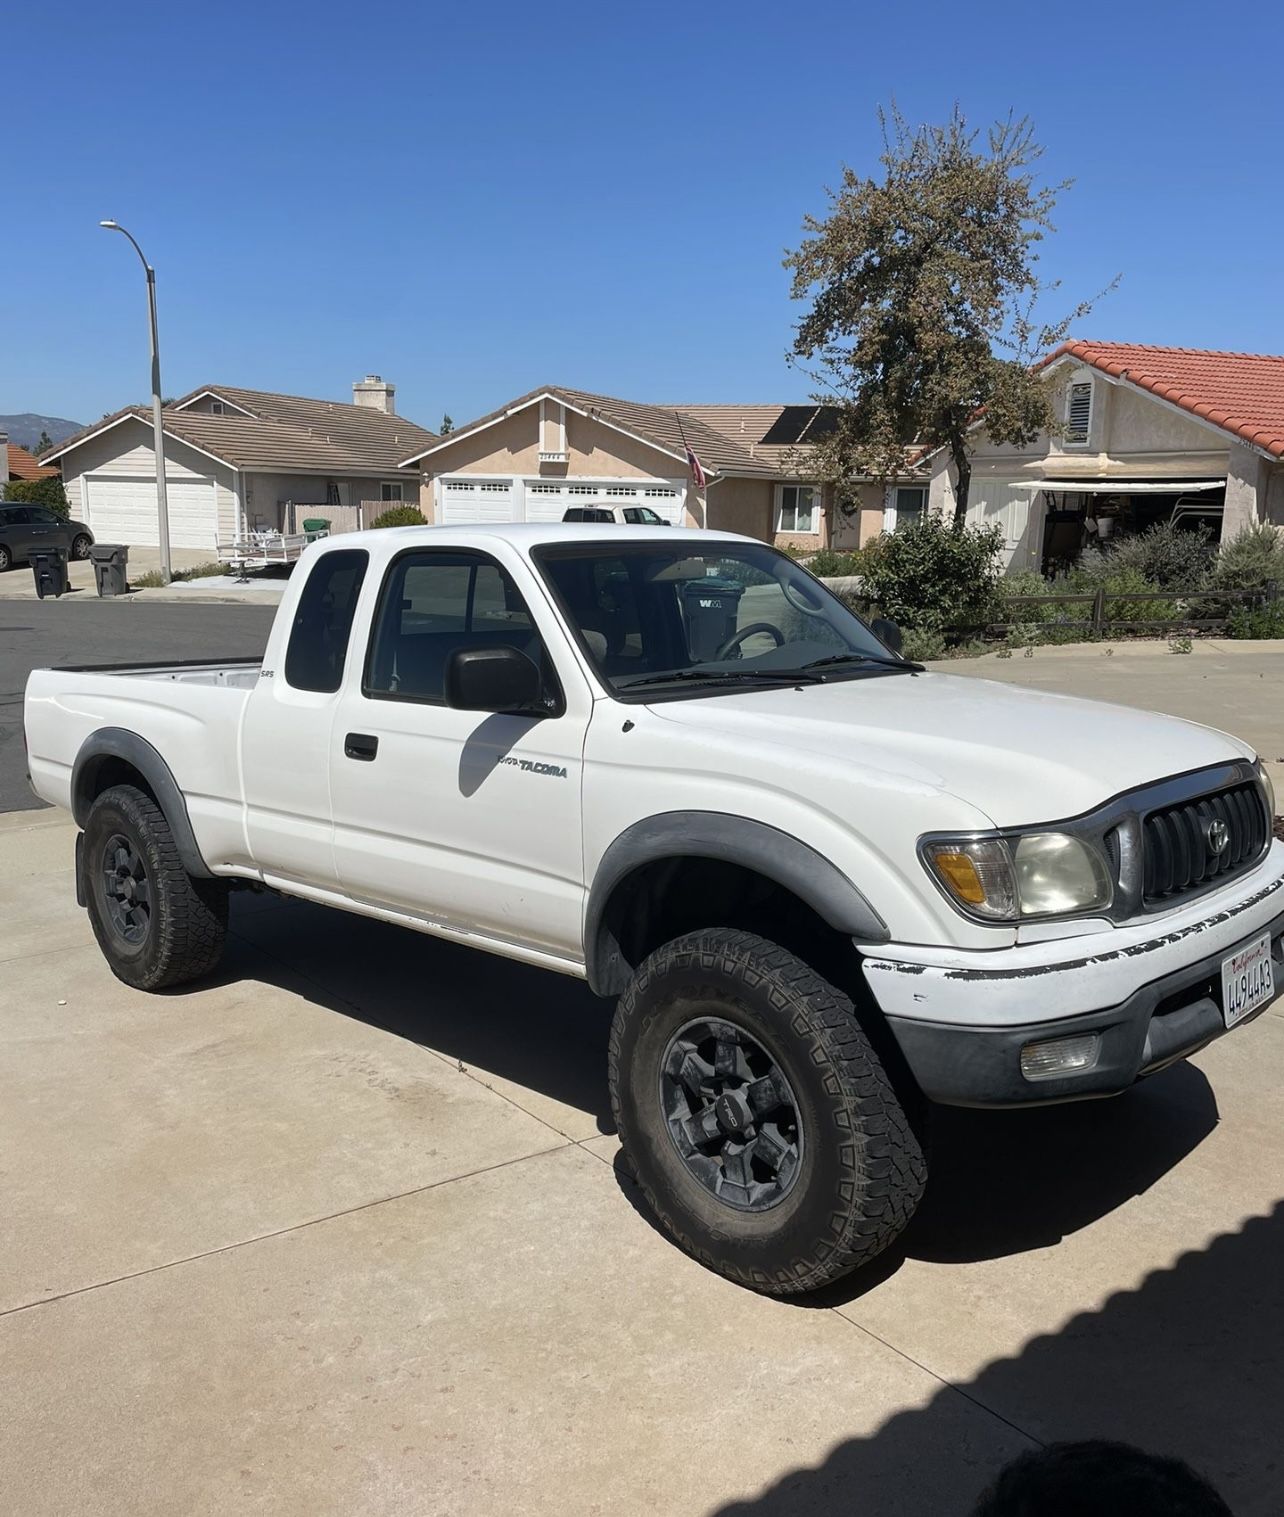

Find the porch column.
[{"left": 1223, "top": 443, "right": 1268, "bottom": 540}]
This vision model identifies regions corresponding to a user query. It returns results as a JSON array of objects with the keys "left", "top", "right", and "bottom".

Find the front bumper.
[{"left": 863, "top": 847, "right": 1284, "bottom": 1107}]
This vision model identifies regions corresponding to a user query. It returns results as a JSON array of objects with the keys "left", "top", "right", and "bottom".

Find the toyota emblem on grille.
[{"left": 1206, "top": 818, "right": 1230, "bottom": 855}]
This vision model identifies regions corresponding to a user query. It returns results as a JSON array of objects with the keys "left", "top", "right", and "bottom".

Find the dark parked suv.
[{"left": 0, "top": 504, "right": 94, "bottom": 571}]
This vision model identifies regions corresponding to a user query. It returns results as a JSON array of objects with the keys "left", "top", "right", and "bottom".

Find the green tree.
[
  {"left": 33, "top": 429, "right": 53, "bottom": 456},
  {"left": 3, "top": 476, "right": 70, "bottom": 518},
  {"left": 440, "top": 413, "right": 455, "bottom": 436},
  {"left": 785, "top": 106, "right": 1111, "bottom": 528}
]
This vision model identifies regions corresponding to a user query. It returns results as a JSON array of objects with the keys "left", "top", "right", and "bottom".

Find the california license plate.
[{"left": 1221, "top": 933, "right": 1276, "bottom": 1028}]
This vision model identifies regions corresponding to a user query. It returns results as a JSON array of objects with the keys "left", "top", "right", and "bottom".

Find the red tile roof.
[
  {"left": 5, "top": 444, "right": 60, "bottom": 480},
  {"left": 1050, "top": 340, "right": 1284, "bottom": 458}
]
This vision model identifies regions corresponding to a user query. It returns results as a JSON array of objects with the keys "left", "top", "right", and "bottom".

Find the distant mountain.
[{"left": 0, "top": 413, "right": 84, "bottom": 452}]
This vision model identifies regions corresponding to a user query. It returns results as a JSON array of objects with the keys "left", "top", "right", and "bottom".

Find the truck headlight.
[{"left": 923, "top": 832, "right": 1112, "bottom": 922}]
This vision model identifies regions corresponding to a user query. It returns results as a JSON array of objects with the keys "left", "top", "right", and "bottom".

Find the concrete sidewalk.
[
  {"left": 2, "top": 807, "right": 1282, "bottom": 1513},
  {"left": 0, "top": 547, "right": 289, "bottom": 605}
]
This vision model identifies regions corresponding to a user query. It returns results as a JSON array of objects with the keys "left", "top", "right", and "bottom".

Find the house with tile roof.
[
  {"left": 5, "top": 443, "right": 61, "bottom": 483},
  {"left": 397, "top": 387, "right": 925, "bottom": 548},
  {"left": 924, "top": 341, "right": 1284, "bottom": 574},
  {"left": 41, "top": 376, "right": 436, "bottom": 550}
]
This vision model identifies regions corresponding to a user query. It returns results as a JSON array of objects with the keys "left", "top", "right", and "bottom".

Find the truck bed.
[{"left": 23, "top": 659, "right": 263, "bottom": 857}]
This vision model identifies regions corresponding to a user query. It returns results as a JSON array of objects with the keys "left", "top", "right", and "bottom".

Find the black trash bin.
[
  {"left": 30, "top": 545, "right": 70, "bottom": 600},
  {"left": 89, "top": 543, "right": 130, "bottom": 598},
  {"left": 680, "top": 576, "right": 746, "bottom": 662}
]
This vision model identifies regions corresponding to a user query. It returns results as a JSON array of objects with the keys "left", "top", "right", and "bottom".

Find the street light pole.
[{"left": 100, "top": 220, "right": 171, "bottom": 584}]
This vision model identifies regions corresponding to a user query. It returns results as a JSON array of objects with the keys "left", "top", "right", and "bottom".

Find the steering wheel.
[{"left": 714, "top": 621, "right": 786, "bottom": 660}]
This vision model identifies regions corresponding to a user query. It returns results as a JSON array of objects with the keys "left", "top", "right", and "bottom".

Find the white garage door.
[
  {"left": 966, "top": 479, "right": 1043, "bottom": 573},
  {"left": 84, "top": 475, "right": 219, "bottom": 550},
  {"left": 524, "top": 481, "right": 685, "bottom": 525},
  {"left": 440, "top": 479, "right": 517, "bottom": 525}
]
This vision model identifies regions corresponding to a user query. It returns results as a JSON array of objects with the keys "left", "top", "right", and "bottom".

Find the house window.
[
  {"left": 210, "top": 400, "right": 225, "bottom": 415},
  {"left": 381, "top": 482, "right": 404, "bottom": 502},
  {"left": 889, "top": 486, "right": 926, "bottom": 531},
  {"left": 777, "top": 484, "right": 820, "bottom": 534},
  {"left": 1065, "top": 382, "right": 1093, "bottom": 445}
]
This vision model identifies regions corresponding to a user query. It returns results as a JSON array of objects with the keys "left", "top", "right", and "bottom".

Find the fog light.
[{"left": 1020, "top": 1033, "right": 1102, "bottom": 1081}]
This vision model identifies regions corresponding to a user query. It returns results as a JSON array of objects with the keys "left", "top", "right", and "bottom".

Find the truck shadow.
[
  {"left": 612, "top": 1057, "right": 1218, "bottom": 1294},
  {"left": 221, "top": 891, "right": 1220, "bottom": 1266},
  {"left": 221, "top": 891, "right": 616, "bottom": 1131},
  {"left": 702, "top": 1202, "right": 1284, "bottom": 1516}
]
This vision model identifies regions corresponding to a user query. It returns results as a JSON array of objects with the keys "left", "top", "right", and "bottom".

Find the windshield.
[{"left": 534, "top": 539, "right": 906, "bottom": 698}]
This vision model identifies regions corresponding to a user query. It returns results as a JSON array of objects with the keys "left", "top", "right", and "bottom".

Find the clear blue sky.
[{"left": 5, "top": 0, "right": 1283, "bottom": 432}]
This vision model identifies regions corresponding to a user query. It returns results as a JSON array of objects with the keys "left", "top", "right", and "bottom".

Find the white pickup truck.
[{"left": 24, "top": 524, "right": 1284, "bottom": 1295}]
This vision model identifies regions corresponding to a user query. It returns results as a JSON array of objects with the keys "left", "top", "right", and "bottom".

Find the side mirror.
[
  {"left": 444, "top": 645, "right": 545, "bottom": 714},
  {"left": 871, "top": 616, "right": 903, "bottom": 654}
]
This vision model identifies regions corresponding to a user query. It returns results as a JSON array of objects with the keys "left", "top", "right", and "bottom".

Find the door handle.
[{"left": 344, "top": 732, "right": 379, "bottom": 761}]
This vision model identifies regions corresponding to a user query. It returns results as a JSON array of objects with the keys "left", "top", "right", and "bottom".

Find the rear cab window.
[{"left": 283, "top": 549, "right": 369, "bottom": 692}]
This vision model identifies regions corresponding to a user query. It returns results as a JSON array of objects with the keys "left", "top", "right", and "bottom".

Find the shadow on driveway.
[
  {"left": 221, "top": 892, "right": 615, "bottom": 1132},
  {"left": 707, "top": 1200, "right": 1283, "bottom": 1516}
]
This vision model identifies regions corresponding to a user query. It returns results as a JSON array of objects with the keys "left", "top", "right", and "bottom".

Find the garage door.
[
  {"left": 440, "top": 479, "right": 517, "bottom": 525},
  {"left": 524, "top": 481, "right": 685, "bottom": 525},
  {"left": 84, "top": 475, "right": 219, "bottom": 550},
  {"left": 966, "top": 479, "right": 1043, "bottom": 573}
]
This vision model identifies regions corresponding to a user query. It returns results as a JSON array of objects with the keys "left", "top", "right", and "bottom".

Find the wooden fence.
[{"left": 988, "top": 582, "right": 1279, "bottom": 636}]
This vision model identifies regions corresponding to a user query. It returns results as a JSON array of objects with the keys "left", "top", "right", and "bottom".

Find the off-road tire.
[
  {"left": 83, "top": 784, "right": 228, "bottom": 991},
  {"left": 609, "top": 928, "right": 927, "bottom": 1296}
]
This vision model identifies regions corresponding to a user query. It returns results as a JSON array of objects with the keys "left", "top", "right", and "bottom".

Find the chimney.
[{"left": 352, "top": 374, "right": 396, "bottom": 414}]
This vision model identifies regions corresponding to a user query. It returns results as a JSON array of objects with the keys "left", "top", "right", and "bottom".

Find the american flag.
[{"left": 685, "top": 444, "right": 707, "bottom": 489}]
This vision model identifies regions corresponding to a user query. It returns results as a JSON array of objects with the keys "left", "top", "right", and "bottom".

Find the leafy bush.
[
  {"left": 1213, "top": 521, "right": 1284, "bottom": 592},
  {"left": 997, "top": 570, "right": 1093, "bottom": 638},
  {"left": 1092, "top": 567, "right": 1177, "bottom": 628},
  {"left": 1226, "top": 603, "right": 1284, "bottom": 639},
  {"left": 805, "top": 548, "right": 866, "bottom": 578},
  {"left": 3, "top": 476, "right": 70, "bottom": 518},
  {"left": 369, "top": 505, "right": 427, "bottom": 529},
  {"left": 859, "top": 516, "right": 1004, "bottom": 639},
  {"left": 1076, "top": 521, "right": 1213, "bottom": 591},
  {"left": 898, "top": 626, "right": 947, "bottom": 661}
]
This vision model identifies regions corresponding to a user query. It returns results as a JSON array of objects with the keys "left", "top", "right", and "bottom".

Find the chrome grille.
[{"left": 1141, "top": 782, "right": 1269, "bottom": 906}]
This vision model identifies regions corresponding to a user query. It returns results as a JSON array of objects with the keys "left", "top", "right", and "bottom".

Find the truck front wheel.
[
  {"left": 83, "top": 784, "right": 229, "bottom": 991},
  {"left": 609, "top": 928, "right": 926, "bottom": 1296}
]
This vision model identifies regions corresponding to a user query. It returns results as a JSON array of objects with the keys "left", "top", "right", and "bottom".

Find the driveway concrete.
[{"left": 2, "top": 805, "right": 1282, "bottom": 1514}]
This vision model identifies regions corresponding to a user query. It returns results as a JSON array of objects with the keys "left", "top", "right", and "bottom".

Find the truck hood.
[{"left": 647, "top": 671, "right": 1255, "bottom": 827}]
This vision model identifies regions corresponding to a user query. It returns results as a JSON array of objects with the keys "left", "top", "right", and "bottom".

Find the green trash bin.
[{"left": 302, "top": 518, "right": 331, "bottom": 539}]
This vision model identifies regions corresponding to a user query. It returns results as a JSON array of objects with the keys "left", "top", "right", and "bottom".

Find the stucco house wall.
[
  {"left": 707, "top": 477, "right": 773, "bottom": 541},
  {"left": 422, "top": 409, "right": 684, "bottom": 483}
]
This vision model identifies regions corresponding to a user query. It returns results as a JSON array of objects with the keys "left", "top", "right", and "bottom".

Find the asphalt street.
[{"left": 0, "top": 599, "right": 275, "bottom": 812}]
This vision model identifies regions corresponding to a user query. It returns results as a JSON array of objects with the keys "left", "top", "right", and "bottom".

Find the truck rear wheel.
[
  {"left": 83, "top": 784, "right": 228, "bottom": 991},
  {"left": 609, "top": 928, "right": 926, "bottom": 1296}
]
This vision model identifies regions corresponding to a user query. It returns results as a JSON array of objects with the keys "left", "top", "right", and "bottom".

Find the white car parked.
[{"left": 24, "top": 524, "right": 1284, "bottom": 1294}]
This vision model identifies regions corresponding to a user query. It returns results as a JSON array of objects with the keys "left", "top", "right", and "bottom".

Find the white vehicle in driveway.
[{"left": 24, "top": 525, "right": 1284, "bottom": 1295}]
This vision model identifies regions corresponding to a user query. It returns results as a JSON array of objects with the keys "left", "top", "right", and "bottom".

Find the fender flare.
[
  {"left": 584, "top": 810, "right": 888, "bottom": 995},
  {"left": 71, "top": 727, "right": 212, "bottom": 878}
]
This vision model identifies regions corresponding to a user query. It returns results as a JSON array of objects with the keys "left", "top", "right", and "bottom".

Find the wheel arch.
[
  {"left": 71, "top": 728, "right": 212, "bottom": 878},
  {"left": 584, "top": 811, "right": 888, "bottom": 996}
]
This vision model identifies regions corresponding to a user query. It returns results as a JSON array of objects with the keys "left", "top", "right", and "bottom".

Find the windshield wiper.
[
  {"left": 801, "top": 652, "right": 924, "bottom": 675},
  {"left": 618, "top": 667, "right": 824, "bottom": 691}
]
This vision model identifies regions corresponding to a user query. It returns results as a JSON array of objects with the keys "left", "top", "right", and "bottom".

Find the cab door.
[
  {"left": 328, "top": 546, "right": 589, "bottom": 960},
  {"left": 240, "top": 546, "right": 370, "bottom": 887}
]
